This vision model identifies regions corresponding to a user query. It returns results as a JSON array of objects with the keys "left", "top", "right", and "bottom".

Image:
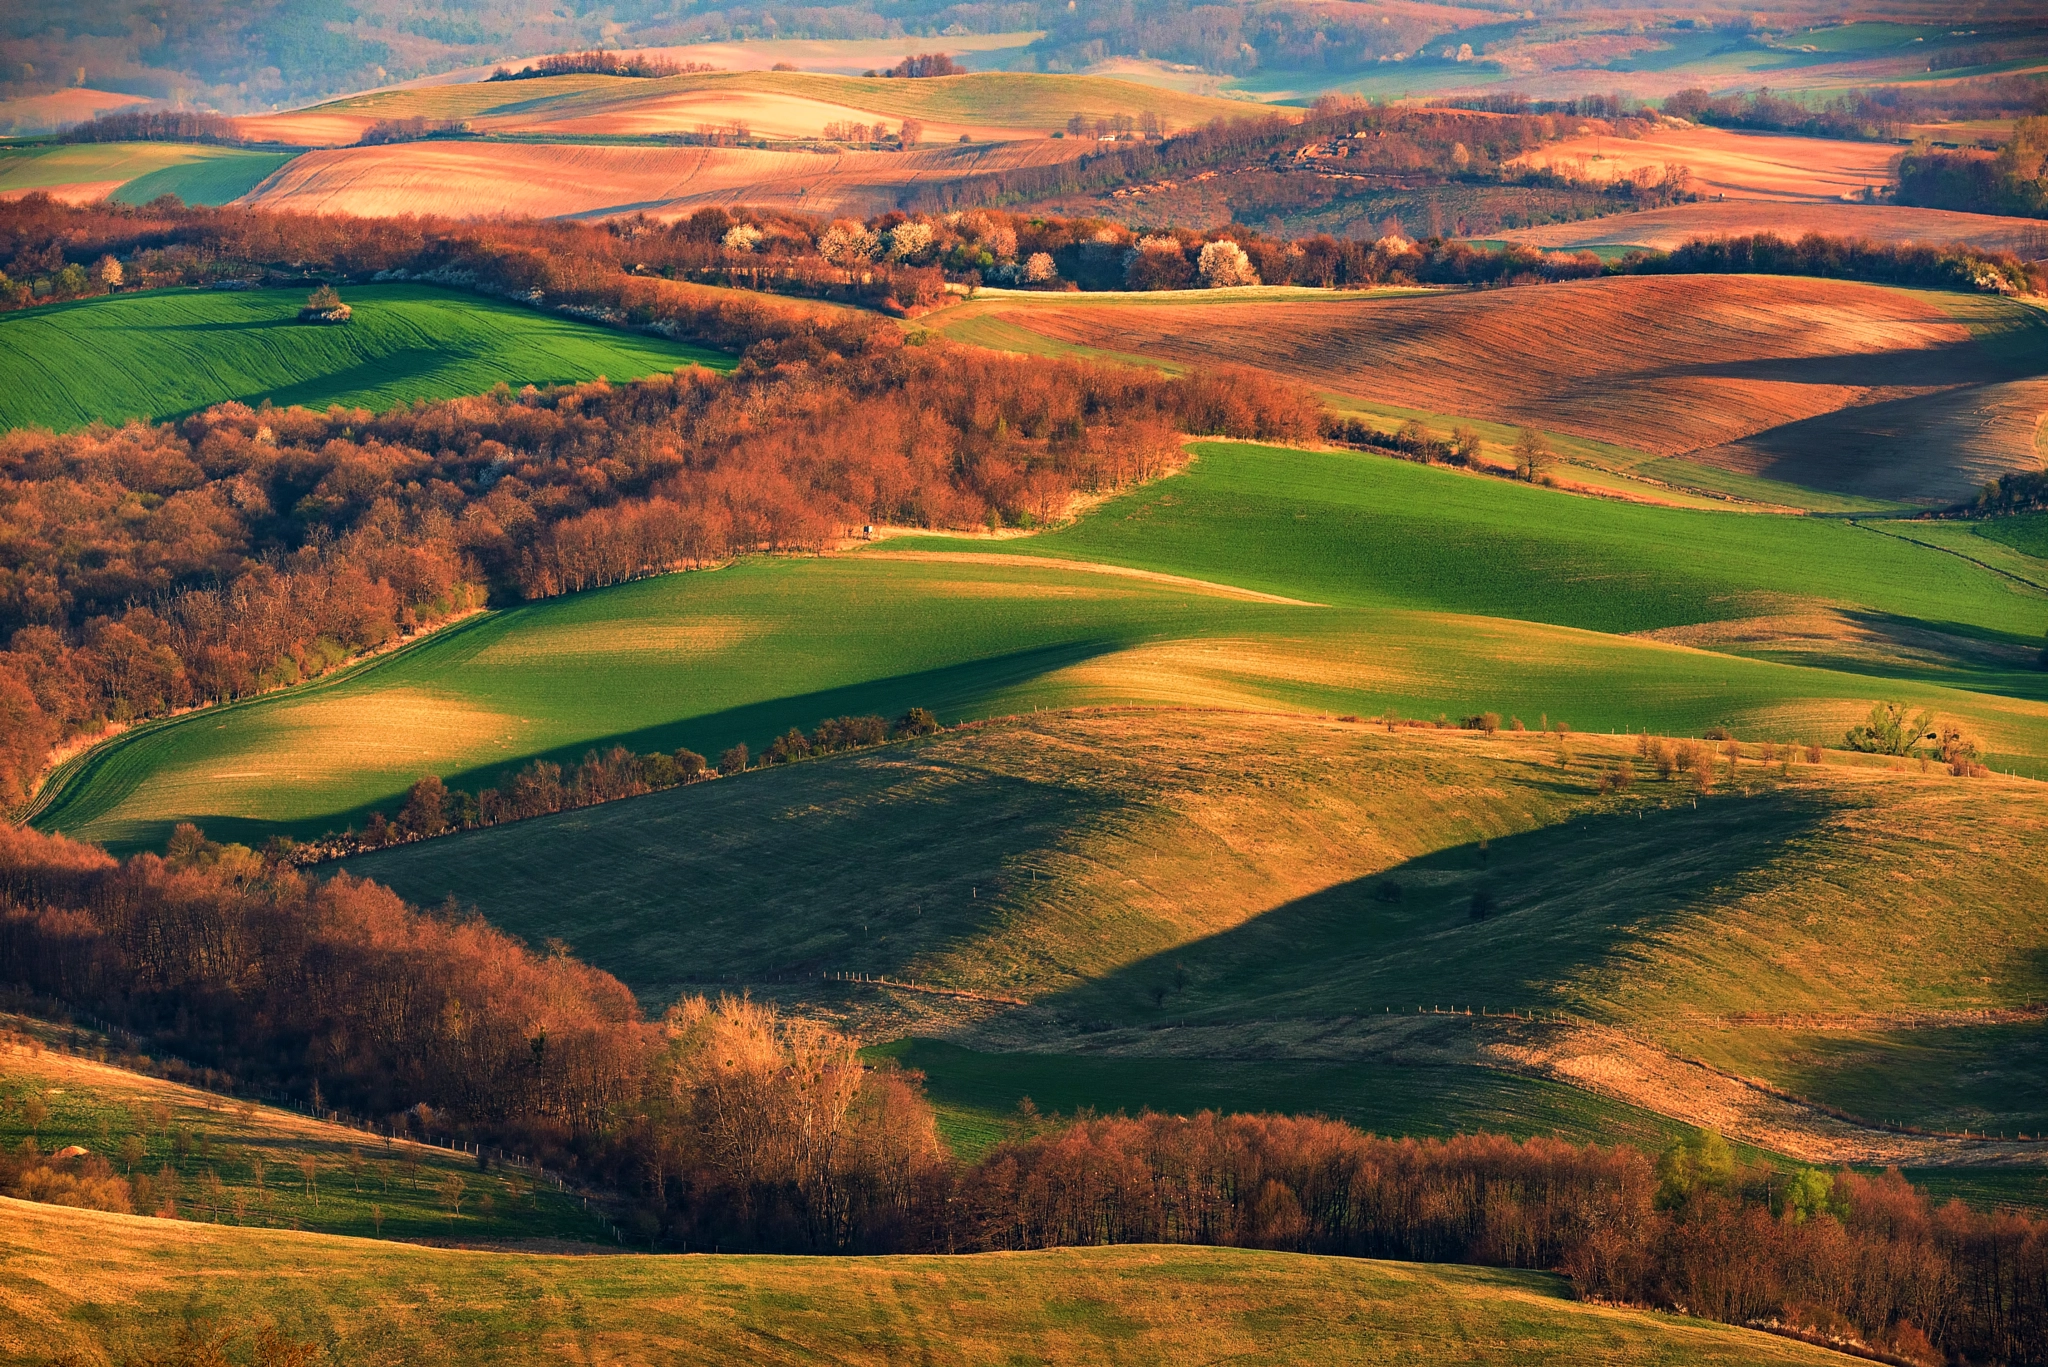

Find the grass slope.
[
  {"left": 0, "top": 283, "right": 729, "bottom": 431},
  {"left": 36, "top": 440, "right": 2048, "bottom": 851},
  {"left": 0, "top": 1199, "right": 1860, "bottom": 1367},
  {"left": 340, "top": 709, "right": 2048, "bottom": 1141},
  {"left": 0, "top": 1017, "right": 606, "bottom": 1244},
  {"left": 0, "top": 143, "right": 295, "bottom": 205}
]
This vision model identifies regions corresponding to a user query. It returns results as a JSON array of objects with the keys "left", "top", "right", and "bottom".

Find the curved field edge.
[
  {"left": 31, "top": 442, "right": 2048, "bottom": 851},
  {"left": 0, "top": 1199, "right": 1860, "bottom": 1367}
]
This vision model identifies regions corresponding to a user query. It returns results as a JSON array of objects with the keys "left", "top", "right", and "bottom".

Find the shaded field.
[
  {"left": 339, "top": 710, "right": 2048, "bottom": 1139},
  {"left": 38, "top": 440, "right": 2048, "bottom": 852},
  {"left": 0, "top": 1201, "right": 1857, "bottom": 1367},
  {"left": 0, "top": 1017, "right": 605, "bottom": 1243},
  {"left": 0, "top": 283, "right": 728, "bottom": 432},
  {"left": 236, "top": 136, "right": 1091, "bottom": 220},
  {"left": 1495, "top": 199, "right": 2048, "bottom": 255},
  {"left": 940, "top": 278, "right": 2048, "bottom": 504},
  {"left": 875, "top": 1038, "right": 1704, "bottom": 1161},
  {"left": 1509, "top": 124, "right": 1900, "bottom": 203},
  {"left": 0, "top": 142, "right": 296, "bottom": 206}
]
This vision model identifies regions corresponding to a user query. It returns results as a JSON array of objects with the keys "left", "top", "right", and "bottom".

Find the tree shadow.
[{"left": 1038, "top": 785, "right": 1847, "bottom": 1030}]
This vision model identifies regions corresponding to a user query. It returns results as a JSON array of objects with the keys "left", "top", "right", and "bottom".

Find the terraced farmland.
[
  {"left": 0, "top": 1200, "right": 1856, "bottom": 1367},
  {"left": 0, "top": 283, "right": 729, "bottom": 432}
]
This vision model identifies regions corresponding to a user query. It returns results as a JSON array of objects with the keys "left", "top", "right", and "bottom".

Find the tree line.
[
  {"left": 1897, "top": 116, "right": 2048, "bottom": 221},
  {"left": 0, "top": 315, "right": 1314, "bottom": 809},
  {"left": 297, "top": 709, "right": 945, "bottom": 862},
  {"left": 2, "top": 820, "right": 2047, "bottom": 1362}
]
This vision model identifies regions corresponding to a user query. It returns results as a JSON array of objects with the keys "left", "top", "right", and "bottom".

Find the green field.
[
  {"left": 0, "top": 142, "right": 294, "bottom": 205},
  {"left": 35, "top": 440, "right": 2048, "bottom": 853},
  {"left": 0, "top": 1199, "right": 1863, "bottom": 1367},
  {"left": 0, "top": 284, "right": 731, "bottom": 432},
  {"left": 0, "top": 1017, "right": 605, "bottom": 1244}
]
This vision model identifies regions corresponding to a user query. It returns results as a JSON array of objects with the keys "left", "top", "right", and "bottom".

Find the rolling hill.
[
  {"left": 0, "top": 283, "right": 729, "bottom": 432},
  {"left": 1492, "top": 199, "right": 2048, "bottom": 256},
  {"left": 335, "top": 704, "right": 2048, "bottom": 1164},
  {"left": 236, "top": 70, "right": 1269, "bottom": 147},
  {"left": 235, "top": 136, "right": 1093, "bottom": 220},
  {"left": 1507, "top": 124, "right": 1903, "bottom": 203},
  {"left": 0, "top": 142, "right": 296, "bottom": 207},
  {"left": 0, "top": 1015, "right": 606, "bottom": 1243},
  {"left": 0, "top": 1199, "right": 1861, "bottom": 1367},
  {"left": 34, "top": 438, "right": 2048, "bottom": 856},
  {"left": 936, "top": 277, "right": 2048, "bottom": 505}
]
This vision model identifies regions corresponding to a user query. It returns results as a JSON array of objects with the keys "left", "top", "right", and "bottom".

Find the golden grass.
[
  {"left": 235, "top": 137, "right": 1089, "bottom": 219},
  {"left": 0, "top": 1198, "right": 1856, "bottom": 1366},
  {"left": 859, "top": 550, "right": 1322, "bottom": 604},
  {"left": 1510, "top": 124, "right": 1901, "bottom": 202},
  {"left": 109, "top": 687, "right": 526, "bottom": 834},
  {"left": 467, "top": 617, "right": 759, "bottom": 665},
  {"left": 1495, "top": 199, "right": 2048, "bottom": 255}
]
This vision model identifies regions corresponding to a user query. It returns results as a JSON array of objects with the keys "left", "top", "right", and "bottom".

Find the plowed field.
[
  {"left": 236, "top": 137, "right": 1091, "bottom": 219},
  {"left": 958, "top": 275, "right": 2048, "bottom": 502},
  {"left": 1496, "top": 199, "right": 2048, "bottom": 255},
  {"left": 237, "top": 70, "right": 1263, "bottom": 148},
  {"left": 1510, "top": 123, "right": 1901, "bottom": 202}
]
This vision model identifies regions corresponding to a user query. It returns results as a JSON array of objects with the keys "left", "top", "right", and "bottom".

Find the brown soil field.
[
  {"left": 481, "top": 87, "right": 1021, "bottom": 144},
  {"left": 235, "top": 137, "right": 1088, "bottom": 219},
  {"left": 963, "top": 275, "right": 2045, "bottom": 502},
  {"left": 0, "top": 88, "right": 149, "bottom": 136},
  {"left": 1511, "top": 124, "right": 1901, "bottom": 202},
  {"left": 1496, "top": 200, "right": 2048, "bottom": 256}
]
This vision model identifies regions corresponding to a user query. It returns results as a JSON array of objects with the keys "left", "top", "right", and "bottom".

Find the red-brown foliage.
[{"left": 0, "top": 332, "right": 1313, "bottom": 808}]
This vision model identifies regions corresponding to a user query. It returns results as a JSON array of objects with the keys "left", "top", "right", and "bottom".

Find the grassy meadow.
[
  {"left": 0, "top": 1018, "right": 606, "bottom": 1244},
  {"left": 35, "top": 439, "right": 2048, "bottom": 853},
  {"left": 0, "top": 1199, "right": 1863, "bottom": 1367},
  {"left": 0, "top": 142, "right": 295, "bottom": 205},
  {"left": 0, "top": 283, "right": 730, "bottom": 432}
]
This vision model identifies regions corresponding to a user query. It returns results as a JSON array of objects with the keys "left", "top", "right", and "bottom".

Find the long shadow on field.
[
  {"left": 109, "top": 638, "right": 1129, "bottom": 854},
  {"left": 341, "top": 722, "right": 1143, "bottom": 1007},
  {"left": 1039, "top": 786, "right": 1844, "bottom": 1031}
]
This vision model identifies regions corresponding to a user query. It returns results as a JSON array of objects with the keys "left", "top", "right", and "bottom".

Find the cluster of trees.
[
  {"left": 487, "top": 51, "right": 712, "bottom": 81},
  {"left": 873, "top": 53, "right": 961, "bottom": 78},
  {"left": 57, "top": 110, "right": 247, "bottom": 146},
  {"left": 1023, "top": 0, "right": 1433, "bottom": 76},
  {"left": 310, "top": 709, "right": 943, "bottom": 861},
  {"left": 900, "top": 98, "right": 1668, "bottom": 217},
  {"left": 1898, "top": 116, "right": 2048, "bottom": 220},
  {"left": 0, "top": 293, "right": 1312, "bottom": 805},
  {"left": 1664, "top": 87, "right": 1904, "bottom": 142},
  {"left": 3, "top": 815, "right": 2048, "bottom": 1360},
  {"left": 1629, "top": 230, "right": 2043, "bottom": 297}
]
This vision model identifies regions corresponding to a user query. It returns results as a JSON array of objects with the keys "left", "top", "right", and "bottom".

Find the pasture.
[
  {"left": 0, "top": 142, "right": 295, "bottom": 206},
  {"left": 936, "top": 278, "right": 2048, "bottom": 505},
  {"left": 0, "top": 283, "right": 728, "bottom": 432},
  {"left": 0, "top": 1017, "right": 605, "bottom": 1243},
  {"left": 0, "top": 1200, "right": 1857, "bottom": 1367},
  {"left": 36, "top": 439, "right": 2048, "bottom": 852}
]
